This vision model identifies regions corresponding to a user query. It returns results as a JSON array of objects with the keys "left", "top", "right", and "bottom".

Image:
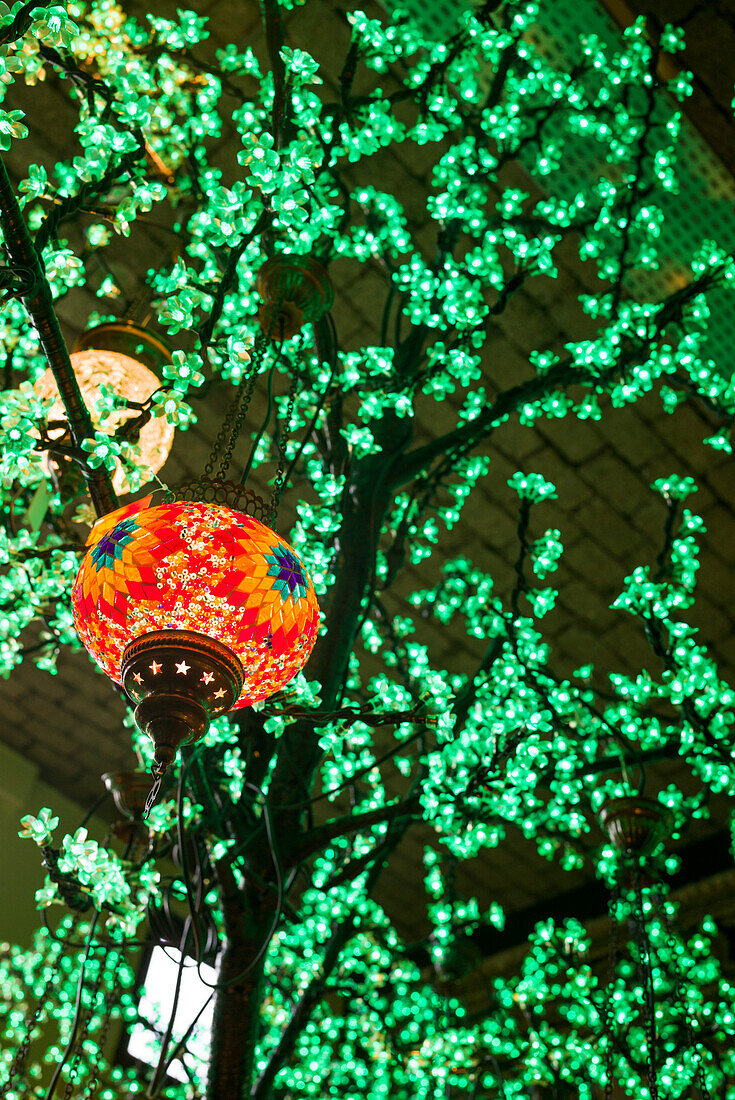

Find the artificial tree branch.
[
  {"left": 250, "top": 915, "right": 356, "bottom": 1098},
  {"left": 451, "top": 636, "right": 505, "bottom": 743},
  {"left": 609, "top": 50, "right": 660, "bottom": 317},
  {"left": 205, "top": 855, "right": 273, "bottom": 1100},
  {"left": 0, "top": 1, "right": 36, "bottom": 45},
  {"left": 261, "top": 0, "right": 288, "bottom": 147},
  {"left": 197, "top": 209, "right": 272, "bottom": 355},
  {"left": 250, "top": 783, "right": 419, "bottom": 1098},
  {"left": 138, "top": 43, "right": 259, "bottom": 104},
  {"left": 303, "top": 726, "right": 432, "bottom": 809},
  {"left": 265, "top": 703, "right": 427, "bottom": 727},
  {"left": 0, "top": 157, "right": 117, "bottom": 517},
  {"left": 389, "top": 263, "right": 731, "bottom": 490},
  {"left": 289, "top": 792, "right": 422, "bottom": 865},
  {"left": 268, "top": 437, "right": 410, "bottom": 816}
]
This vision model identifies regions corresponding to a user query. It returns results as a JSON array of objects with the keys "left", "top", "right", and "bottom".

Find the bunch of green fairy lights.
[{"left": 0, "top": 0, "right": 734, "bottom": 1097}]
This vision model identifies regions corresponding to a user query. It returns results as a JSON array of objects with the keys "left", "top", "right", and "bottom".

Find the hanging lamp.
[
  {"left": 35, "top": 320, "right": 175, "bottom": 495},
  {"left": 599, "top": 796, "right": 670, "bottom": 858},
  {"left": 600, "top": 794, "right": 672, "bottom": 1100},
  {"left": 73, "top": 497, "right": 320, "bottom": 772},
  {"left": 72, "top": 256, "right": 331, "bottom": 807},
  {"left": 102, "top": 769, "right": 156, "bottom": 857},
  {"left": 257, "top": 255, "right": 333, "bottom": 339}
]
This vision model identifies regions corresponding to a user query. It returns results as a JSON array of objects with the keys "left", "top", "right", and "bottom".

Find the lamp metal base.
[{"left": 121, "top": 629, "right": 244, "bottom": 772}]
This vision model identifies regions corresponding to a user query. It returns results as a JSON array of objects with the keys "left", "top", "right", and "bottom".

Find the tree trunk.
[
  {"left": 210, "top": 426, "right": 413, "bottom": 1098},
  {"left": 206, "top": 932, "right": 266, "bottom": 1100},
  {"left": 206, "top": 860, "right": 270, "bottom": 1100}
]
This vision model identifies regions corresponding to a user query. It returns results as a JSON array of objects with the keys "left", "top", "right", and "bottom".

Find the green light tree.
[{"left": 1, "top": 0, "right": 735, "bottom": 1097}]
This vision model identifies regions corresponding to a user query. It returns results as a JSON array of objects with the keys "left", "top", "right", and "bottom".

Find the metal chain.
[
  {"left": 79, "top": 947, "right": 124, "bottom": 1100},
  {"left": 61, "top": 946, "right": 108, "bottom": 1100},
  {"left": 201, "top": 333, "right": 267, "bottom": 485},
  {"left": 632, "top": 868, "right": 659, "bottom": 1100},
  {"left": 601, "top": 885, "right": 620, "bottom": 1100},
  {"left": 0, "top": 982, "right": 51, "bottom": 1097},
  {"left": 268, "top": 358, "right": 300, "bottom": 523},
  {"left": 654, "top": 886, "right": 713, "bottom": 1100},
  {"left": 143, "top": 760, "right": 168, "bottom": 820},
  {"left": 201, "top": 295, "right": 288, "bottom": 490},
  {"left": 0, "top": 939, "right": 64, "bottom": 1100}
]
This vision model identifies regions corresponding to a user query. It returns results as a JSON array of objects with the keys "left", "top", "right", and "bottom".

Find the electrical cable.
[
  {"left": 139, "top": 749, "right": 285, "bottom": 1100},
  {"left": 234, "top": 308, "right": 286, "bottom": 487},
  {"left": 146, "top": 917, "right": 192, "bottom": 1098},
  {"left": 44, "top": 911, "right": 100, "bottom": 1100},
  {"left": 153, "top": 989, "right": 215, "bottom": 1089},
  {"left": 77, "top": 789, "right": 112, "bottom": 831},
  {"left": 176, "top": 749, "right": 205, "bottom": 970},
  {"left": 280, "top": 323, "right": 336, "bottom": 494},
  {"left": 143, "top": 774, "right": 287, "bottom": 1091},
  {"left": 194, "top": 779, "right": 284, "bottom": 991},
  {"left": 223, "top": 723, "right": 428, "bottom": 871},
  {"left": 41, "top": 908, "right": 160, "bottom": 953}
]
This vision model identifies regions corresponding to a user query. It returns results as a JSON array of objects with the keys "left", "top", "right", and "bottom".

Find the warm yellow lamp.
[{"left": 35, "top": 321, "right": 175, "bottom": 495}]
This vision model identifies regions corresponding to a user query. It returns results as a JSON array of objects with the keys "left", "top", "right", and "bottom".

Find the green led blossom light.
[{"left": 0, "top": 0, "right": 734, "bottom": 1097}]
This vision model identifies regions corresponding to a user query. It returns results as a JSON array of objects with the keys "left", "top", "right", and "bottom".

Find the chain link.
[
  {"left": 601, "top": 886, "right": 619, "bottom": 1100},
  {"left": 61, "top": 946, "right": 108, "bottom": 1100},
  {"left": 632, "top": 868, "right": 659, "bottom": 1100},
  {"left": 143, "top": 760, "right": 168, "bottom": 820},
  {"left": 654, "top": 886, "right": 713, "bottom": 1100},
  {"left": 201, "top": 333, "right": 267, "bottom": 485},
  {"left": 200, "top": 297, "right": 288, "bottom": 492},
  {"left": 79, "top": 948, "right": 124, "bottom": 1100},
  {"left": 0, "top": 952, "right": 61, "bottom": 1098},
  {"left": 0, "top": 992, "right": 47, "bottom": 1097},
  {"left": 268, "top": 359, "right": 300, "bottom": 523}
]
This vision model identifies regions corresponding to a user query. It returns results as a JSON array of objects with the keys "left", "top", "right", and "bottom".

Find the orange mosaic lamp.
[{"left": 72, "top": 498, "right": 320, "bottom": 782}]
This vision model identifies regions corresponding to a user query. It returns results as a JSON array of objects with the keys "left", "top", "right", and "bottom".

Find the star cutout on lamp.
[
  {"left": 150, "top": 661, "right": 162, "bottom": 675},
  {"left": 175, "top": 660, "right": 191, "bottom": 675},
  {"left": 201, "top": 671, "right": 214, "bottom": 684},
  {"left": 132, "top": 672, "right": 143, "bottom": 684},
  {"left": 214, "top": 687, "right": 227, "bottom": 699}
]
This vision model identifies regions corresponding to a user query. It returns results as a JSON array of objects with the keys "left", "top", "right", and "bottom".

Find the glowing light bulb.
[{"left": 35, "top": 346, "right": 174, "bottom": 495}]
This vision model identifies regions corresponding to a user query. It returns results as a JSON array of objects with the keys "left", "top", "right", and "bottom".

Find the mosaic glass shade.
[
  {"left": 35, "top": 349, "right": 174, "bottom": 495},
  {"left": 72, "top": 500, "right": 320, "bottom": 708}
]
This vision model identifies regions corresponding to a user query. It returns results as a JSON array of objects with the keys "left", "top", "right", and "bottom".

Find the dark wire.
[
  {"left": 176, "top": 750, "right": 205, "bottom": 970},
  {"left": 145, "top": 751, "right": 210, "bottom": 1097},
  {"left": 158, "top": 944, "right": 199, "bottom": 968},
  {"left": 162, "top": 757, "right": 284, "bottom": 1004},
  {"left": 78, "top": 789, "right": 112, "bottom": 831},
  {"left": 271, "top": 313, "right": 336, "bottom": 496},
  {"left": 146, "top": 775, "right": 287, "bottom": 1087},
  {"left": 327, "top": 311, "right": 338, "bottom": 354},
  {"left": 240, "top": 317, "right": 287, "bottom": 485},
  {"left": 195, "top": 779, "right": 284, "bottom": 991},
  {"left": 223, "top": 724, "right": 428, "bottom": 868},
  {"left": 154, "top": 989, "right": 214, "bottom": 1087},
  {"left": 42, "top": 907, "right": 160, "bottom": 952},
  {"left": 280, "top": 366, "right": 336, "bottom": 495},
  {"left": 44, "top": 911, "right": 100, "bottom": 1100},
  {"left": 146, "top": 917, "right": 191, "bottom": 1098},
  {"left": 379, "top": 282, "right": 396, "bottom": 347}
]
